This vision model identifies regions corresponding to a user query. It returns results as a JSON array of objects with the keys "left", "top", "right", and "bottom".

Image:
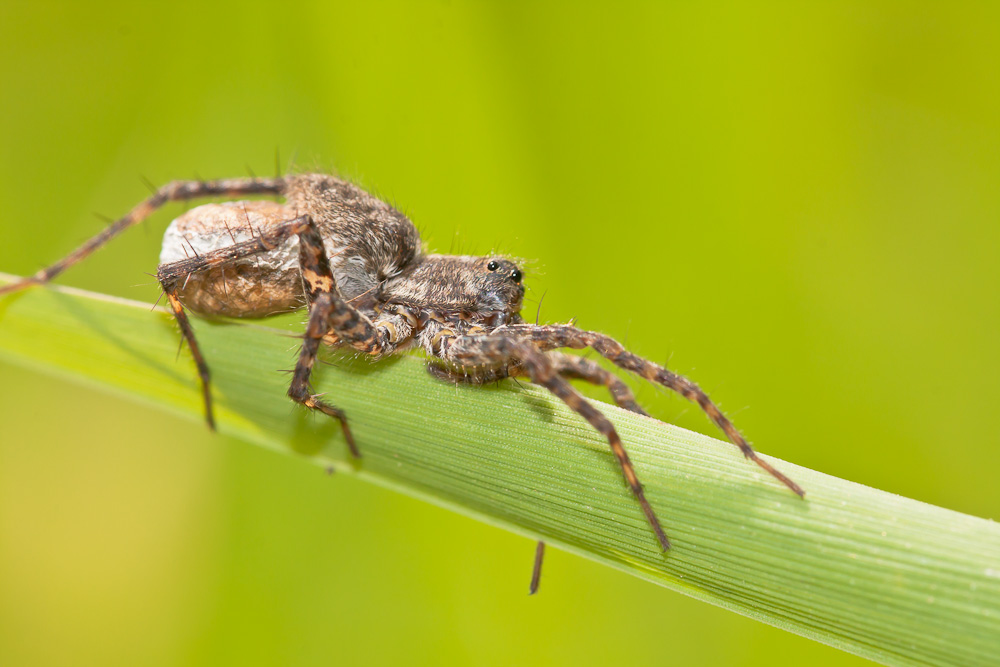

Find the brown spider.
[{"left": 0, "top": 173, "right": 804, "bottom": 593}]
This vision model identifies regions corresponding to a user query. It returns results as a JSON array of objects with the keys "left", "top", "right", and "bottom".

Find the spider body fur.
[{"left": 0, "top": 172, "right": 804, "bottom": 594}]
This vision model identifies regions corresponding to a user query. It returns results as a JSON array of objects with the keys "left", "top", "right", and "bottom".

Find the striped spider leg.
[
  {"left": 0, "top": 177, "right": 285, "bottom": 298},
  {"left": 428, "top": 351, "right": 648, "bottom": 593}
]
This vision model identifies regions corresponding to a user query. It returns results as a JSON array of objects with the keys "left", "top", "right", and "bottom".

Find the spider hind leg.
[
  {"left": 156, "top": 213, "right": 319, "bottom": 432},
  {"left": 0, "top": 177, "right": 286, "bottom": 297},
  {"left": 156, "top": 213, "right": 389, "bottom": 457}
]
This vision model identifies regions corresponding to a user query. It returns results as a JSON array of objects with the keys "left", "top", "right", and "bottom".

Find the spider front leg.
[
  {"left": 508, "top": 324, "right": 805, "bottom": 497},
  {"left": 546, "top": 352, "right": 649, "bottom": 417},
  {"left": 527, "top": 352, "right": 654, "bottom": 593},
  {"left": 427, "top": 351, "right": 651, "bottom": 594},
  {"left": 438, "top": 332, "right": 671, "bottom": 553}
]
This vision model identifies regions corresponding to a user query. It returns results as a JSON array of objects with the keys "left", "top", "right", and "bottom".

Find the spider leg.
[
  {"left": 427, "top": 353, "right": 646, "bottom": 415},
  {"left": 160, "top": 287, "right": 216, "bottom": 430},
  {"left": 288, "top": 306, "right": 361, "bottom": 457},
  {"left": 440, "top": 333, "right": 671, "bottom": 552},
  {"left": 529, "top": 541, "right": 545, "bottom": 596},
  {"left": 529, "top": 352, "right": 654, "bottom": 594},
  {"left": 156, "top": 212, "right": 316, "bottom": 432},
  {"left": 0, "top": 177, "right": 286, "bottom": 297},
  {"left": 425, "top": 362, "right": 511, "bottom": 385},
  {"left": 547, "top": 352, "right": 649, "bottom": 417},
  {"left": 285, "top": 215, "right": 392, "bottom": 459},
  {"left": 507, "top": 324, "right": 804, "bottom": 497},
  {"left": 426, "top": 351, "right": 654, "bottom": 593}
]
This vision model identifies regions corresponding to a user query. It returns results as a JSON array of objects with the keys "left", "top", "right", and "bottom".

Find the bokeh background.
[{"left": 1, "top": 2, "right": 998, "bottom": 665}]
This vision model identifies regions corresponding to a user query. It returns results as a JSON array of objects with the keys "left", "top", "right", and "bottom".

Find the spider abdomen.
[{"left": 160, "top": 200, "right": 305, "bottom": 318}]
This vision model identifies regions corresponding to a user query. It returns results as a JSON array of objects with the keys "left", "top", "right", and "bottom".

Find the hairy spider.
[{"left": 0, "top": 173, "right": 804, "bottom": 593}]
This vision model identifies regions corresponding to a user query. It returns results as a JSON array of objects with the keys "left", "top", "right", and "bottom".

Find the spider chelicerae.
[{"left": 0, "top": 172, "right": 804, "bottom": 593}]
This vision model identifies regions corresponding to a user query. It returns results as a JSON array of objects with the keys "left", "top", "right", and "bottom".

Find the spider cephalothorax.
[
  {"left": 0, "top": 172, "right": 803, "bottom": 594},
  {"left": 374, "top": 255, "right": 526, "bottom": 354},
  {"left": 383, "top": 255, "right": 525, "bottom": 319}
]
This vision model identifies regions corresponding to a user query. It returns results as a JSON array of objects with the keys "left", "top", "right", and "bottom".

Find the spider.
[{"left": 0, "top": 172, "right": 804, "bottom": 593}]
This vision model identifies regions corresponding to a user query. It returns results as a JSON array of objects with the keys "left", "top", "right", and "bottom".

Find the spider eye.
[
  {"left": 510, "top": 269, "right": 522, "bottom": 283},
  {"left": 487, "top": 260, "right": 499, "bottom": 271}
]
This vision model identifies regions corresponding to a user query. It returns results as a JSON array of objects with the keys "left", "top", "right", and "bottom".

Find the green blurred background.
[{"left": 1, "top": 2, "right": 998, "bottom": 665}]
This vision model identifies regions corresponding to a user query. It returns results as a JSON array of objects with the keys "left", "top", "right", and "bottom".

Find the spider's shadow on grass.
[
  {"left": 53, "top": 289, "right": 193, "bottom": 386},
  {"left": 508, "top": 385, "right": 562, "bottom": 424},
  {"left": 214, "top": 335, "right": 412, "bottom": 458}
]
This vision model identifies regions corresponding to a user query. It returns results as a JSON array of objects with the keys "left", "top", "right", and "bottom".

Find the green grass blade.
[{"left": 0, "top": 274, "right": 997, "bottom": 666}]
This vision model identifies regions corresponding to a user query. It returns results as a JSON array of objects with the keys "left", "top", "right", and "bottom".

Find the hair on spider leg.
[
  {"left": 534, "top": 290, "right": 548, "bottom": 325},
  {"left": 225, "top": 216, "right": 242, "bottom": 244},
  {"left": 724, "top": 403, "right": 753, "bottom": 420},
  {"left": 285, "top": 148, "right": 299, "bottom": 176},
  {"left": 318, "top": 354, "right": 347, "bottom": 369},
  {"left": 150, "top": 289, "right": 166, "bottom": 311},
  {"left": 1, "top": 170, "right": 805, "bottom": 591},
  {"left": 173, "top": 331, "right": 187, "bottom": 362},
  {"left": 139, "top": 174, "right": 158, "bottom": 196},
  {"left": 133, "top": 270, "right": 169, "bottom": 290},
  {"left": 183, "top": 237, "right": 201, "bottom": 258}
]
